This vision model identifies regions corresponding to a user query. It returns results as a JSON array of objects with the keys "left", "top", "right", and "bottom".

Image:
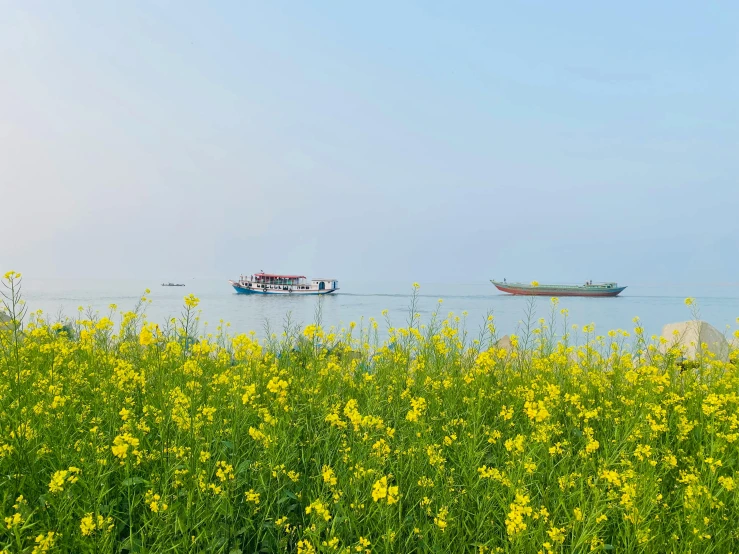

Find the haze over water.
[{"left": 19, "top": 278, "right": 739, "bottom": 342}]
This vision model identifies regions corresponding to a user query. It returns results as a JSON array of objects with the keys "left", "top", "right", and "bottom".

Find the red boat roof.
[{"left": 255, "top": 273, "right": 306, "bottom": 279}]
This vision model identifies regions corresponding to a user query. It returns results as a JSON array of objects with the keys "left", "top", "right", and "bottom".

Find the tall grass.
[{"left": 1, "top": 272, "right": 738, "bottom": 553}]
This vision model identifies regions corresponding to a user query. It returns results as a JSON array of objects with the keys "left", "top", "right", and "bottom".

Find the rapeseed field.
[{"left": 1, "top": 273, "right": 738, "bottom": 553}]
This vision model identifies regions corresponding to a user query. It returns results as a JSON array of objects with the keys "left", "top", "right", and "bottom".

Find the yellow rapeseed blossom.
[
  {"left": 31, "top": 531, "right": 56, "bottom": 554},
  {"left": 297, "top": 540, "right": 316, "bottom": 554},
  {"left": 79, "top": 513, "right": 114, "bottom": 537},
  {"left": 406, "top": 396, "right": 427, "bottom": 422},
  {"left": 145, "top": 490, "right": 168, "bottom": 513},
  {"left": 111, "top": 434, "right": 140, "bottom": 460},
  {"left": 718, "top": 476, "right": 735, "bottom": 491},
  {"left": 434, "top": 507, "right": 449, "bottom": 532},
  {"left": 322, "top": 465, "right": 337, "bottom": 487},
  {"left": 505, "top": 493, "right": 532, "bottom": 537},
  {"left": 547, "top": 526, "right": 566, "bottom": 544},
  {"left": 4, "top": 512, "right": 23, "bottom": 529},
  {"left": 48, "top": 467, "right": 81, "bottom": 493},
  {"left": 371, "top": 475, "right": 399, "bottom": 504},
  {"left": 306, "top": 499, "right": 331, "bottom": 522}
]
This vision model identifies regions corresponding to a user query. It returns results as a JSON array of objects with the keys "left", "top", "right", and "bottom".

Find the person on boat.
[{"left": 503, "top": 278, "right": 507, "bottom": 283}]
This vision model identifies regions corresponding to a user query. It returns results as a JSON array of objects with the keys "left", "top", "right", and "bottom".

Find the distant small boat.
[
  {"left": 161, "top": 283, "right": 185, "bottom": 287},
  {"left": 491, "top": 280, "right": 626, "bottom": 297},
  {"left": 230, "top": 272, "right": 339, "bottom": 295}
]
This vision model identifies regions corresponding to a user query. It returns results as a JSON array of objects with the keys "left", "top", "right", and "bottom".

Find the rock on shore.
[{"left": 659, "top": 320, "right": 730, "bottom": 362}]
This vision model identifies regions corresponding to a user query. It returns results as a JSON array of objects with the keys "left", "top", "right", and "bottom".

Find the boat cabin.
[
  {"left": 252, "top": 273, "right": 306, "bottom": 286},
  {"left": 589, "top": 282, "right": 618, "bottom": 288},
  {"left": 311, "top": 279, "right": 338, "bottom": 291}
]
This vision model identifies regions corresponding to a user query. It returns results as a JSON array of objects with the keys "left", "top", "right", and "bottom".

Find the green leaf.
[
  {"left": 119, "top": 536, "right": 143, "bottom": 552},
  {"left": 122, "top": 477, "right": 146, "bottom": 487}
]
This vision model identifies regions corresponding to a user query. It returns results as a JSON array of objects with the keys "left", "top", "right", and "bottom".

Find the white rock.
[
  {"left": 659, "top": 321, "right": 729, "bottom": 362},
  {"left": 495, "top": 335, "right": 513, "bottom": 351}
]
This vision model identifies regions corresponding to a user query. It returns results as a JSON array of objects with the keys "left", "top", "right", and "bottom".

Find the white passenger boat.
[{"left": 229, "top": 272, "right": 339, "bottom": 295}]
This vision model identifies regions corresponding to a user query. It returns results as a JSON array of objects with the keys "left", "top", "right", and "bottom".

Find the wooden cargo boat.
[{"left": 491, "top": 280, "right": 626, "bottom": 297}]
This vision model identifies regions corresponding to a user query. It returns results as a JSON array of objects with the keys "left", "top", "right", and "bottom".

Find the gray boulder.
[
  {"left": 495, "top": 335, "right": 513, "bottom": 351},
  {"left": 659, "top": 321, "right": 729, "bottom": 362}
]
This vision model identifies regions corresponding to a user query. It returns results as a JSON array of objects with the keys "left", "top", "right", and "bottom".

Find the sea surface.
[{"left": 14, "top": 279, "right": 739, "bottom": 343}]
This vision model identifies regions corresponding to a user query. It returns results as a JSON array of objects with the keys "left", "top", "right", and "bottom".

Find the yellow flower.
[
  {"left": 184, "top": 294, "right": 200, "bottom": 308},
  {"left": 297, "top": 540, "right": 316, "bottom": 554},
  {"left": 684, "top": 297, "right": 695, "bottom": 306},
  {"left": 434, "top": 506, "right": 449, "bottom": 532},
  {"left": 4, "top": 512, "right": 23, "bottom": 529},
  {"left": 369, "top": 475, "right": 398, "bottom": 504},
  {"left": 80, "top": 514, "right": 96, "bottom": 536},
  {"left": 322, "top": 465, "right": 337, "bottom": 487},
  {"left": 531, "top": 281, "right": 539, "bottom": 287},
  {"left": 49, "top": 470, "right": 68, "bottom": 493},
  {"left": 31, "top": 531, "right": 56, "bottom": 553},
  {"left": 111, "top": 434, "right": 140, "bottom": 460},
  {"left": 718, "top": 476, "right": 735, "bottom": 491},
  {"left": 305, "top": 499, "right": 331, "bottom": 522},
  {"left": 245, "top": 489, "right": 261, "bottom": 504},
  {"left": 215, "top": 461, "right": 234, "bottom": 482},
  {"left": 146, "top": 490, "right": 168, "bottom": 512},
  {"left": 139, "top": 322, "right": 159, "bottom": 346},
  {"left": 505, "top": 493, "right": 532, "bottom": 537},
  {"left": 48, "top": 467, "right": 80, "bottom": 493},
  {"left": 547, "top": 526, "right": 566, "bottom": 544}
]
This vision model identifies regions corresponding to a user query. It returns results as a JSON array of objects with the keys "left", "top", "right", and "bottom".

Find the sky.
[{"left": 1, "top": 1, "right": 737, "bottom": 284}]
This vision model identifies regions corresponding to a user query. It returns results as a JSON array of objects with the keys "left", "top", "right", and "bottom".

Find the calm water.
[{"left": 16, "top": 279, "right": 739, "bottom": 341}]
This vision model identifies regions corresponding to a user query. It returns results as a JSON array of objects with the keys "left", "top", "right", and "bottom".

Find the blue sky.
[{"left": 1, "top": 1, "right": 737, "bottom": 283}]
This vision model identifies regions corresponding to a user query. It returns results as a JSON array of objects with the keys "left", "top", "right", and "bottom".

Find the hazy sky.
[{"left": 1, "top": 2, "right": 737, "bottom": 283}]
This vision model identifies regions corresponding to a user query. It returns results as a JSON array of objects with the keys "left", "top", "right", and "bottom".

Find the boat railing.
[{"left": 493, "top": 281, "right": 618, "bottom": 288}]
